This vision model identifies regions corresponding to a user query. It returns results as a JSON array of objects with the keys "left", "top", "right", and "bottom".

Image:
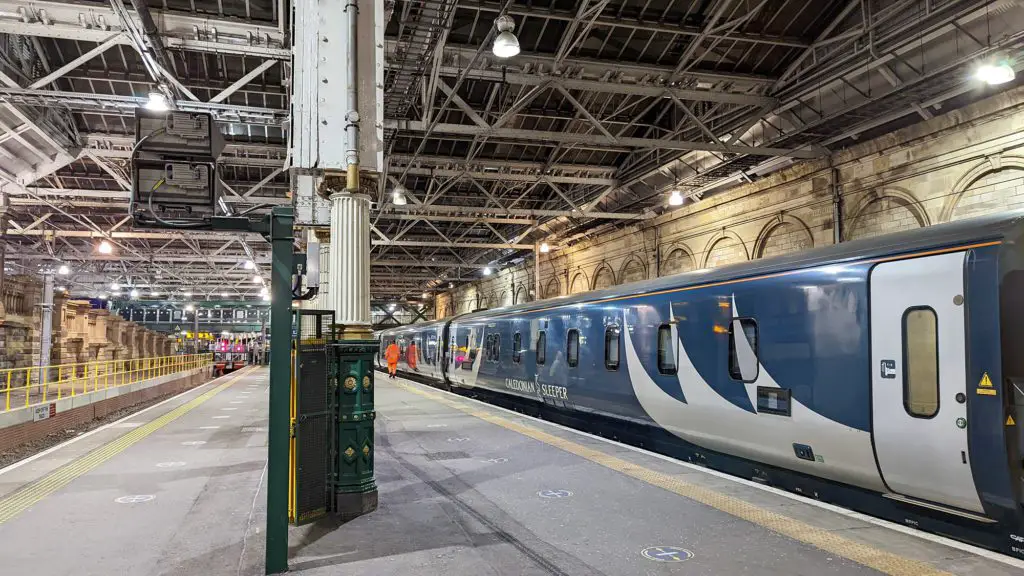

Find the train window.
[
  {"left": 418, "top": 338, "right": 424, "bottom": 362},
  {"left": 537, "top": 331, "right": 547, "bottom": 365},
  {"left": 567, "top": 329, "right": 580, "bottom": 368},
  {"left": 903, "top": 307, "right": 939, "bottom": 418},
  {"left": 605, "top": 327, "right": 620, "bottom": 370},
  {"left": 513, "top": 332, "right": 522, "bottom": 363},
  {"left": 484, "top": 334, "right": 500, "bottom": 362},
  {"left": 728, "top": 318, "right": 759, "bottom": 382},
  {"left": 657, "top": 324, "right": 677, "bottom": 375}
]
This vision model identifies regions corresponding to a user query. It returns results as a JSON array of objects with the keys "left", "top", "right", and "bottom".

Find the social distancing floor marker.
[
  {"left": 0, "top": 369, "right": 252, "bottom": 526},
  {"left": 394, "top": 381, "right": 955, "bottom": 576}
]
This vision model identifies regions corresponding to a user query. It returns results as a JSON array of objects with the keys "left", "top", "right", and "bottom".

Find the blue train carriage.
[
  {"left": 376, "top": 320, "right": 447, "bottom": 383},
  {"left": 383, "top": 211, "right": 1024, "bottom": 556}
]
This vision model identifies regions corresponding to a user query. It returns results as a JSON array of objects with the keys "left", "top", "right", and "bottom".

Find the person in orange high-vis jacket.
[{"left": 385, "top": 341, "right": 400, "bottom": 379}]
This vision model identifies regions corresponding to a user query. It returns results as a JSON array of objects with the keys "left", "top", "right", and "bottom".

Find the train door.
[{"left": 869, "top": 252, "right": 984, "bottom": 514}]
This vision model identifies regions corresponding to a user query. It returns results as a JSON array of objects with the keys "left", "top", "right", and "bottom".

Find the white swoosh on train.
[{"left": 623, "top": 300, "right": 883, "bottom": 490}]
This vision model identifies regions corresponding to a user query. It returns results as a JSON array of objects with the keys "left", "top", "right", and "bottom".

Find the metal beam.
[
  {"left": 0, "top": 87, "right": 285, "bottom": 125},
  {"left": 0, "top": 0, "right": 288, "bottom": 58},
  {"left": 372, "top": 240, "right": 534, "bottom": 249},
  {"left": 385, "top": 121, "right": 823, "bottom": 158},
  {"left": 388, "top": 154, "right": 615, "bottom": 174},
  {"left": 454, "top": 1, "right": 809, "bottom": 48},
  {"left": 371, "top": 259, "right": 491, "bottom": 269},
  {"left": 210, "top": 60, "right": 279, "bottom": 104},
  {"left": 384, "top": 204, "right": 649, "bottom": 220},
  {"left": 27, "top": 33, "right": 125, "bottom": 89},
  {"left": 395, "top": 167, "right": 617, "bottom": 185}
]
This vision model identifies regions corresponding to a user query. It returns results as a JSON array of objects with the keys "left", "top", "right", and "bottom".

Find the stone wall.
[
  {"left": 0, "top": 275, "right": 174, "bottom": 369},
  {"left": 436, "top": 85, "right": 1024, "bottom": 316}
]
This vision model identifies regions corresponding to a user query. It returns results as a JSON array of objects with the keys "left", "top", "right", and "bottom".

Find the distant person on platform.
[
  {"left": 408, "top": 342, "right": 418, "bottom": 371},
  {"left": 385, "top": 341, "right": 400, "bottom": 379}
]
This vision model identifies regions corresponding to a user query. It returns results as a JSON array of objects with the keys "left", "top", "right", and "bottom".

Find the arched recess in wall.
[
  {"left": 701, "top": 231, "right": 749, "bottom": 269},
  {"left": 846, "top": 187, "right": 930, "bottom": 241},
  {"left": 591, "top": 263, "right": 616, "bottom": 290},
  {"left": 753, "top": 214, "right": 814, "bottom": 259},
  {"left": 940, "top": 155, "right": 1024, "bottom": 222},
  {"left": 544, "top": 278, "right": 561, "bottom": 299},
  {"left": 569, "top": 271, "right": 589, "bottom": 295},
  {"left": 514, "top": 284, "right": 528, "bottom": 305},
  {"left": 498, "top": 290, "right": 512, "bottom": 308},
  {"left": 618, "top": 254, "right": 648, "bottom": 284},
  {"left": 660, "top": 245, "right": 696, "bottom": 276}
]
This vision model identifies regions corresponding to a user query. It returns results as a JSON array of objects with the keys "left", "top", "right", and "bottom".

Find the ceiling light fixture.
[
  {"left": 482, "top": 267, "right": 492, "bottom": 276},
  {"left": 145, "top": 91, "right": 168, "bottom": 111},
  {"left": 243, "top": 260, "right": 255, "bottom": 270},
  {"left": 262, "top": 294, "right": 271, "bottom": 302},
  {"left": 97, "top": 240, "right": 113, "bottom": 254},
  {"left": 130, "top": 289, "right": 140, "bottom": 298},
  {"left": 221, "top": 291, "right": 230, "bottom": 298},
  {"left": 183, "top": 291, "right": 192, "bottom": 297},
  {"left": 184, "top": 304, "right": 194, "bottom": 312},
  {"left": 668, "top": 189, "right": 684, "bottom": 206},
  {"left": 539, "top": 242, "right": 550, "bottom": 254},
  {"left": 392, "top": 184, "right": 408, "bottom": 206},
  {"left": 492, "top": 15, "right": 520, "bottom": 58},
  {"left": 252, "top": 274, "right": 263, "bottom": 284},
  {"left": 111, "top": 282, "right": 120, "bottom": 290},
  {"left": 150, "top": 290, "right": 160, "bottom": 297},
  {"left": 977, "top": 57, "right": 1015, "bottom": 86},
  {"left": 57, "top": 265, "right": 69, "bottom": 275}
]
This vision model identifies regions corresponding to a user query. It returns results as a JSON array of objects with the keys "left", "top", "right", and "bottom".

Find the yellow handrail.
[{"left": 0, "top": 353, "right": 214, "bottom": 415}]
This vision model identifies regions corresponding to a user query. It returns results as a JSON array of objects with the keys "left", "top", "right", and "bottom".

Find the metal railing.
[{"left": 1, "top": 353, "right": 213, "bottom": 414}]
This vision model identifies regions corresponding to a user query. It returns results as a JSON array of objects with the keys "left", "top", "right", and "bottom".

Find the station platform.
[{"left": 2, "top": 369, "right": 1024, "bottom": 576}]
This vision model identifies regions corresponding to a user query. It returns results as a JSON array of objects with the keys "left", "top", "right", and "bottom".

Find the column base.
[{"left": 332, "top": 485, "right": 378, "bottom": 522}]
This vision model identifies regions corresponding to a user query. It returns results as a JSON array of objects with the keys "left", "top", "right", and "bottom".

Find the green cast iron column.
[
  {"left": 332, "top": 339, "right": 378, "bottom": 518},
  {"left": 266, "top": 206, "right": 294, "bottom": 574}
]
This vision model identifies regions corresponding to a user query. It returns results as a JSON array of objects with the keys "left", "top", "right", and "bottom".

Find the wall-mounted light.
[
  {"left": 492, "top": 15, "right": 520, "bottom": 58},
  {"left": 539, "top": 242, "right": 550, "bottom": 253}
]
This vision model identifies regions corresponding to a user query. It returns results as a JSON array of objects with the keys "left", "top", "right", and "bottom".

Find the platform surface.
[
  {"left": 2, "top": 369, "right": 1024, "bottom": 576},
  {"left": 0, "top": 366, "right": 269, "bottom": 576},
  {"left": 288, "top": 376, "right": 1024, "bottom": 576}
]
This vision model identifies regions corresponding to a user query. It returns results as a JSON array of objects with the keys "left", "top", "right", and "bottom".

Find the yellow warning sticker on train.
[
  {"left": 979, "top": 372, "right": 993, "bottom": 387},
  {"left": 1008, "top": 415, "right": 1016, "bottom": 426}
]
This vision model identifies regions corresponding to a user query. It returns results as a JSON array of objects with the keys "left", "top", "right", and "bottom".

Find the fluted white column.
[{"left": 329, "top": 192, "right": 372, "bottom": 330}]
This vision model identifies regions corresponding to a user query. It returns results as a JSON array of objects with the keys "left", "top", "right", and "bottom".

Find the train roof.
[{"left": 448, "top": 209, "right": 1024, "bottom": 322}]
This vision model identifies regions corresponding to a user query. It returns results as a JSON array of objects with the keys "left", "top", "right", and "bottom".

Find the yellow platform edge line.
[
  {"left": 0, "top": 368, "right": 252, "bottom": 525},
  {"left": 396, "top": 381, "right": 954, "bottom": 576}
]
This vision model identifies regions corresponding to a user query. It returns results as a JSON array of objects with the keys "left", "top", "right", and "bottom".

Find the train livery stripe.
[
  {"left": 0, "top": 369, "right": 250, "bottom": 526},
  {"left": 395, "top": 380, "right": 955, "bottom": 576},
  {"left": 478, "top": 240, "right": 1002, "bottom": 320}
]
